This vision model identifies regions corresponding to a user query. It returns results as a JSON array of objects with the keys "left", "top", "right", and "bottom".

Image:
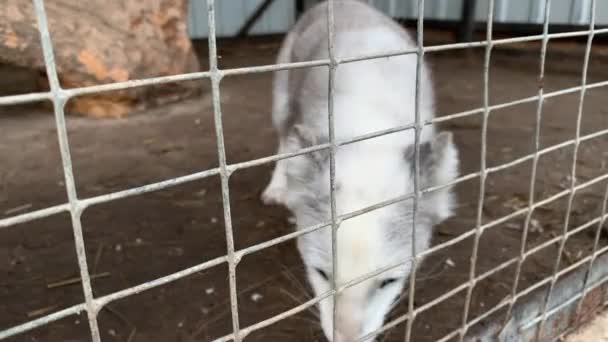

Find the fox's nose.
[
  {"left": 335, "top": 332, "right": 357, "bottom": 342},
  {"left": 335, "top": 333, "right": 375, "bottom": 342},
  {"left": 335, "top": 317, "right": 362, "bottom": 342}
]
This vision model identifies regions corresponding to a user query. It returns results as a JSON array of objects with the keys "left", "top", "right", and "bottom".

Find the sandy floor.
[
  {"left": 1, "top": 33, "right": 608, "bottom": 341},
  {"left": 566, "top": 309, "right": 608, "bottom": 342}
]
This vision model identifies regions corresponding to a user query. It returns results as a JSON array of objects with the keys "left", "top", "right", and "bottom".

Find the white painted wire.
[
  {"left": 457, "top": 0, "right": 494, "bottom": 340},
  {"left": 325, "top": 0, "right": 340, "bottom": 340},
  {"left": 535, "top": 0, "right": 597, "bottom": 340},
  {"left": 1, "top": 0, "right": 607, "bottom": 341},
  {"left": 31, "top": 0, "right": 101, "bottom": 341},
  {"left": 404, "top": 0, "right": 425, "bottom": 341},
  {"left": 501, "top": 0, "right": 552, "bottom": 331},
  {"left": 205, "top": 1, "right": 242, "bottom": 340}
]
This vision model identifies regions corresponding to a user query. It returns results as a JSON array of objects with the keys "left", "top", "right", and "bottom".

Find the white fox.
[{"left": 261, "top": 1, "right": 459, "bottom": 341}]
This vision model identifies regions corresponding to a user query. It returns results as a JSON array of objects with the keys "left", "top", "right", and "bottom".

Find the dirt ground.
[
  {"left": 1, "top": 31, "right": 608, "bottom": 342},
  {"left": 565, "top": 309, "right": 608, "bottom": 342}
]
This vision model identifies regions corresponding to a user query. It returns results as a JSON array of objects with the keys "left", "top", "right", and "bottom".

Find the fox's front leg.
[{"left": 261, "top": 139, "right": 290, "bottom": 206}]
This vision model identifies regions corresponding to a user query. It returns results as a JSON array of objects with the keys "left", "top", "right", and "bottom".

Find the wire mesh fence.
[{"left": 1, "top": 0, "right": 607, "bottom": 341}]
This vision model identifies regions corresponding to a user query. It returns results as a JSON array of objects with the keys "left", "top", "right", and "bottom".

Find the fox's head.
[{"left": 286, "top": 130, "right": 459, "bottom": 341}]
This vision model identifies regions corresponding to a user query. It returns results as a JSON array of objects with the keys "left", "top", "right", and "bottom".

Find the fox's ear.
[
  {"left": 404, "top": 132, "right": 458, "bottom": 188},
  {"left": 404, "top": 132, "right": 459, "bottom": 223},
  {"left": 291, "top": 124, "right": 329, "bottom": 169}
]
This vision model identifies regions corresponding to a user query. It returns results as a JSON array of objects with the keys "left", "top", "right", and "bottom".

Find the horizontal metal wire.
[
  {"left": 0, "top": 91, "right": 51, "bottom": 106},
  {"left": 357, "top": 197, "right": 608, "bottom": 341},
  {"left": 0, "top": 101, "right": 608, "bottom": 336},
  {"left": 520, "top": 258, "right": 608, "bottom": 331},
  {"left": 0, "top": 203, "right": 70, "bottom": 229},
  {"left": 1, "top": 29, "right": 607, "bottom": 107},
  {"left": 3, "top": 92, "right": 608, "bottom": 231},
  {"left": 95, "top": 255, "right": 227, "bottom": 308},
  {"left": 433, "top": 246, "right": 608, "bottom": 342},
  {"left": 212, "top": 210, "right": 608, "bottom": 342},
  {"left": 4, "top": 171, "right": 606, "bottom": 341},
  {"left": 3, "top": 0, "right": 608, "bottom": 341},
  {"left": 32, "top": 0, "right": 101, "bottom": 339},
  {"left": 3, "top": 168, "right": 606, "bottom": 341},
  {"left": 0, "top": 304, "right": 86, "bottom": 340},
  {"left": 357, "top": 254, "right": 520, "bottom": 342},
  {"left": 537, "top": 1, "right": 598, "bottom": 337},
  {"left": 2, "top": 125, "right": 607, "bottom": 340}
]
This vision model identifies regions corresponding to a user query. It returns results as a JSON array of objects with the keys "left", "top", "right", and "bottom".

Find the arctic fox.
[{"left": 261, "top": 1, "right": 459, "bottom": 341}]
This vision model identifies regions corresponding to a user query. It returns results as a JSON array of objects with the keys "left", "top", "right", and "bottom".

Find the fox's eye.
[
  {"left": 379, "top": 278, "right": 399, "bottom": 289},
  {"left": 315, "top": 268, "right": 329, "bottom": 281}
]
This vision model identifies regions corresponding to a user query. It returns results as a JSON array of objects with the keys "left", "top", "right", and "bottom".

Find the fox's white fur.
[{"left": 261, "top": 1, "right": 459, "bottom": 341}]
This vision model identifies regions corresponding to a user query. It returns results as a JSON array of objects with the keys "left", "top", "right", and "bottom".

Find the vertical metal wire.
[
  {"left": 501, "top": 0, "right": 552, "bottom": 329},
  {"left": 206, "top": 0, "right": 241, "bottom": 340},
  {"left": 31, "top": 1, "right": 101, "bottom": 341},
  {"left": 535, "top": 0, "right": 597, "bottom": 339},
  {"left": 572, "top": 184, "right": 608, "bottom": 320},
  {"left": 403, "top": 1, "right": 425, "bottom": 341},
  {"left": 325, "top": 1, "right": 340, "bottom": 341},
  {"left": 457, "top": 1, "right": 494, "bottom": 340},
  {"left": 533, "top": 0, "right": 548, "bottom": 24},
  {"left": 1, "top": 1, "right": 606, "bottom": 342}
]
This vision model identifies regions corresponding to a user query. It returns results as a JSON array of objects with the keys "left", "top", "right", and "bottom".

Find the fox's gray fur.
[{"left": 261, "top": 1, "right": 460, "bottom": 341}]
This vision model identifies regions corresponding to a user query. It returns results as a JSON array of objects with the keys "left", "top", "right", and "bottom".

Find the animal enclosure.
[{"left": 1, "top": 0, "right": 608, "bottom": 342}]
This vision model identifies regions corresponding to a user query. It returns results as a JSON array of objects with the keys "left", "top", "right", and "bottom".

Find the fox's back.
[{"left": 283, "top": 0, "right": 435, "bottom": 144}]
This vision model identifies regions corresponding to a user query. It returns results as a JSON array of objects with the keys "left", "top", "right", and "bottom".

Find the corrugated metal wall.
[
  {"left": 188, "top": 0, "right": 608, "bottom": 39},
  {"left": 188, "top": 0, "right": 295, "bottom": 38},
  {"left": 364, "top": 0, "right": 608, "bottom": 24}
]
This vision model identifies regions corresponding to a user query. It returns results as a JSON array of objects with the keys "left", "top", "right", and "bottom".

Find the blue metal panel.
[
  {"left": 472, "top": 0, "right": 600, "bottom": 25},
  {"left": 188, "top": 0, "right": 295, "bottom": 38},
  {"left": 188, "top": 0, "right": 608, "bottom": 39},
  {"left": 497, "top": 0, "right": 536, "bottom": 23},
  {"left": 443, "top": 0, "right": 464, "bottom": 20},
  {"left": 551, "top": 0, "right": 578, "bottom": 24},
  {"left": 598, "top": 1, "right": 608, "bottom": 25}
]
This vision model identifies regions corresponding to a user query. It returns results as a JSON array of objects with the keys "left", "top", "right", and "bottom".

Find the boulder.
[{"left": 0, "top": 0, "right": 201, "bottom": 118}]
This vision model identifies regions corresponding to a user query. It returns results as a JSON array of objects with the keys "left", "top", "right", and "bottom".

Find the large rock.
[{"left": 0, "top": 0, "right": 201, "bottom": 118}]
